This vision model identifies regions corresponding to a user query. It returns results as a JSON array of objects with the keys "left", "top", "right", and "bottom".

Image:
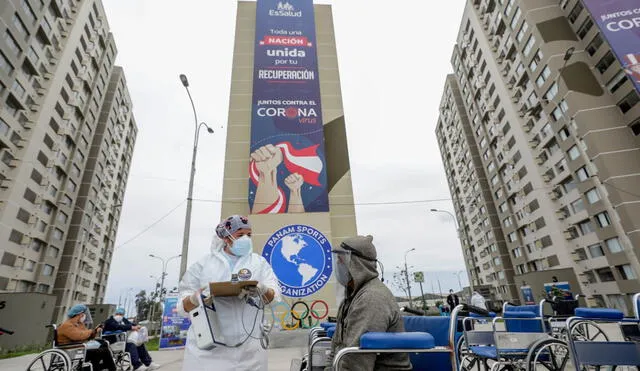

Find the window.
[
  {"left": 0, "top": 52, "right": 13, "bottom": 75},
  {"left": 529, "top": 50, "right": 543, "bottom": 72},
  {"left": 497, "top": 271, "right": 505, "bottom": 280},
  {"left": 24, "top": 260, "right": 35, "bottom": 272},
  {"left": 516, "top": 21, "right": 529, "bottom": 43},
  {"left": 42, "top": 264, "right": 54, "bottom": 276},
  {"left": 12, "top": 80, "right": 25, "bottom": 99},
  {"left": 21, "top": 0, "right": 36, "bottom": 23},
  {"left": 47, "top": 246, "right": 59, "bottom": 258},
  {"left": 56, "top": 211, "right": 68, "bottom": 224},
  {"left": 66, "top": 179, "right": 76, "bottom": 193},
  {"left": 606, "top": 70, "right": 628, "bottom": 94},
  {"left": 24, "top": 187, "right": 37, "bottom": 203},
  {"left": 16, "top": 208, "right": 30, "bottom": 223},
  {"left": 545, "top": 82, "right": 558, "bottom": 101},
  {"left": 52, "top": 228, "right": 63, "bottom": 240},
  {"left": 491, "top": 175, "right": 499, "bottom": 186},
  {"left": 503, "top": 217, "right": 512, "bottom": 227},
  {"left": 558, "top": 127, "right": 570, "bottom": 141},
  {"left": 36, "top": 220, "right": 46, "bottom": 232},
  {"left": 12, "top": 14, "right": 29, "bottom": 37},
  {"left": 595, "top": 212, "right": 611, "bottom": 227},
  {"left": 510, "top": 8, "right": 522, "bottom": 29},
  {"left": 579, "top": 220, "right": 594, "bottom": 235},
  {"left": 567, "top": 145, "right": 580, "bottom": 160},
  {"left": 508, "top": 232, "right": 517, "bottom": 243},
  {"left": 493, "top": 257, "right": 501, "bottom": 266},
  {"left": 499, "top": 202, "right": 508, "bottom": 213},
  {"left": 562, "top": 177, "right": 577, "bottom": 193},
  {"left": 605, "top": 237, "right": 623, "bottom": 253},
  {"left": 4, "top": 31, "right": 21, "bottom": 57},
  {"left": 568, "top": 1, "right": 584, "bottom": 23},
  {"left": 587, "top": 34, "right": 603, "bottom": 56},
  {"left": 586, "top": 188, "right": 600, "bottom": 204},
  {"left": 513, "top": 247, "right": 522, "bottom": 258},
  {"left": 596, "top": 51, "right": 616, "bottom": 73},
  {"left": 632, "top": 120, "right": 640, "bottom": 136},
  {"left": 617, "top": 265, "right": 637, "bottom": 280},
  {"left": 571, "top": 198, "right": 585, "bottom": 213},
  {"left": 618, "top": 91, "right": 640, "bottom": 114},
  {"left": 577, "top": 17, "right": 594, "bottom": 39},
  {"left": 536, "top": 66, "right": 551, "bottom": 87},
  {"left": 576, "top": 166, "right": 590, "bottom": 181},
  {"left": 588, "top": 244, "right": 605, "bottom": 258},
  {"left": 30, "top": 239, "right": 43, "bottom": 252},
  {"left": 523, "top": 35, "right": 536, "bottom": 57}
]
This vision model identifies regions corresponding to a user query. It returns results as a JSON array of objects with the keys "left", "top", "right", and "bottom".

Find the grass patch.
[
  {"left": 0, "top": 346, "right": 44, "bottom": 360},
  {"left": 146, "top": 337, "right": 159, "bottom": 351}
]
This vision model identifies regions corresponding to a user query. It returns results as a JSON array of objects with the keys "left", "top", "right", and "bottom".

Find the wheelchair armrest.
[
  {"left": 102, "top": 331, "right": 125, "bottom": 335},
  {"left": 56, "top": 342, "right": 87, "bottom": 349}
]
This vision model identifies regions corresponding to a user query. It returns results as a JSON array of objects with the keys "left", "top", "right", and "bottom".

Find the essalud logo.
[{"left": 269, "top": 1, "right": 302, "bottom": 17}]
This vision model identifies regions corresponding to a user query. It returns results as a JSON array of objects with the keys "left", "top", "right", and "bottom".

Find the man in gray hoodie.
[{"left": 327, "top": 235, "right": 412, "bottom": 371}]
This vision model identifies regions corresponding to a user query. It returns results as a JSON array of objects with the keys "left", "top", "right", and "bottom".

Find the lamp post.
[
  {"left": 178, "top": 74, "right": 214, "bottom": 279},
  {"left": 454, "top": 270, "right": 464, "bottom": 291},
  {"left": 404, "top": 248, "right": 415, "bottom": 307},
  {"left": 149, "top": 254, "right": 182, "bottom": 305}
]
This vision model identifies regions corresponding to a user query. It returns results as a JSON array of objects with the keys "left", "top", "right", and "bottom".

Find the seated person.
[
  {"left": 57, "top": 304, "right": 116, "bottom": 371},
  {"left": 327, "top": 235, "right": 412, "bottom": 371},
  {"left": 103, "top": 307, "right": 160, "bottom": 370}
]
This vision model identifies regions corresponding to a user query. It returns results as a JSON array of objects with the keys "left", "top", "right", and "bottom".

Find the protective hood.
[
  {"left": 339, "top": 235, "right": 379, "bottom": 294},
  {"left": 210, "top": 235, "right": 227, "bottom": 254}
]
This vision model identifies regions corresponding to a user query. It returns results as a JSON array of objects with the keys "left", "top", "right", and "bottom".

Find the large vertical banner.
[
  {"left": 159, "top": 294, "right": 190, "bottom": 350},
  {"left": 249, "top": 0, "right": 329, "bottom": 214},
  {"left": 583, "top": 0, "right": 640, "bottom": 93}
]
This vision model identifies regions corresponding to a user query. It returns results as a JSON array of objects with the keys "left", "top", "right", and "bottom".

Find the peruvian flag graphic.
[{"left": 249, "top": 142, "right": 323, "bottom": 214}]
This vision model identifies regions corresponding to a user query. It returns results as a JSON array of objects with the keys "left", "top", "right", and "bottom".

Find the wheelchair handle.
[
  {"left": 400, "top": 307, "right": 425, "bottom": 316},
  {"left": 461, "top": 304, "right": 490, "bottom": 317},
  {"left": 0, "top": 327, "right": 14, "bottom": 335}
]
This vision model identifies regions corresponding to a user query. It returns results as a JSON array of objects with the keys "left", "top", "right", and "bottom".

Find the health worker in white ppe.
[{"left": 177, "top": 215, "right": 281, "bottom": 371}]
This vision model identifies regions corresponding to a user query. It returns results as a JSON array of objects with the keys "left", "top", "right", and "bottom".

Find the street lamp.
[
  {"left": 453, "top": 270, "right": 464, "bottom": 291},
  {"left": 404, "top": 248, "right": 415, "bottom": 308},
  {"left": 178, "top": 74, "right": 214, "bottom": 279},
  {"left": 149, "top": 254, "right": 182, "bottom": 305}
]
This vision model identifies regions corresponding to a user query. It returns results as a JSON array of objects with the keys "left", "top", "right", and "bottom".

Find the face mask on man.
[
  {"left": 229, "top": 235, "right": 253, "bottom": 256},
  {"left": 114, "top": 315, "right": 124, "bottom": 322},
  {"left": 335, "top": 259, "right": 352, "bottom": 286},
  {"left": 79, "top": 314, "right": 86, "bottom": 323}
]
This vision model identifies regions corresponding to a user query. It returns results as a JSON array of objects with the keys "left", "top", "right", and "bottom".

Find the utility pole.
[
  {"left": 403, "top": 248, "right": 415, "bottom": 308},
  {"left": 414, "top": 271, "right": 427, "bottom": 310}
]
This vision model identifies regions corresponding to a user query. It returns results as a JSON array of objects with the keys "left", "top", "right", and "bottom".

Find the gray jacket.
[{"left": 327, "top": 236, "right": 412, "bottom": 371}]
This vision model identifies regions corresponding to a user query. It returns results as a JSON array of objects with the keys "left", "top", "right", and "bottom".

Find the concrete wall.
[{"left": 0, "top": 293, "right": 56, "bottom": 352}]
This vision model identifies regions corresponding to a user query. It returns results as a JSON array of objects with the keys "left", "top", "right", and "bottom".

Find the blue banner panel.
[
  {"left": 159, "top": 294, "right": 190, "bottom": 349},
  {"left": 249, "top": 0, "right": 329, "bottom": 214},
  {"left": 583, "top": 0, "right": 640, "bottom": 93}
]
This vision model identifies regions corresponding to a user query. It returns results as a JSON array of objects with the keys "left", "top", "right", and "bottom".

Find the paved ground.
[{"left": 0, "top": 346, "right": 304, "bottom": 370}]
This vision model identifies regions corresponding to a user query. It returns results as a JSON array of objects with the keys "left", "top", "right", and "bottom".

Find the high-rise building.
[
  {"left": 220, "top": 0, "right": 356, "bottom": 314},
  {"left": 0, "top": 0, "right": 136, "bottom": 322},
  {"left": 436, "top": 0, "right": 640, "bottom": 312}
]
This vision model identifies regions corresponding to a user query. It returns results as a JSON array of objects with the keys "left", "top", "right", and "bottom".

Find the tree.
[{"left": 135, "top": 290, "right": 150, "bottom": 321}]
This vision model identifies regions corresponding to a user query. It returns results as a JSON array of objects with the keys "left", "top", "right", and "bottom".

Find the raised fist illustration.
[
  {"left": 251, "top": 144, "right": 283, "bottom": 175},
  {"left": 285, "top": 173, "right": 304, "bottom": 191}
]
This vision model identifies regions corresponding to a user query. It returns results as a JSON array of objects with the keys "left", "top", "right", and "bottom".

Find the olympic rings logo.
[{"left": 267, "top": 300, "right": 329, "bottom": 330}]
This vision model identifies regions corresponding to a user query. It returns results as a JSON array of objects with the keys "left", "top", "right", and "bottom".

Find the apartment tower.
[
  {"left": 0, "top": 0, "right": 136, "bottom": 322},
  {"left": 436, "top": 0, "right": 640, "bottom": 312},
  {"left": 220, "top": 0, "right": 356, "bottom": 314}
]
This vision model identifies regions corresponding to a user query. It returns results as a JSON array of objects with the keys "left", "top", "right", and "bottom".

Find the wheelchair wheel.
[
  {"left": 569, "top": 321, "right": 609, "bottom": 342},
  {"left": 526, "top": 338, "right": 570, "bottom": 371},
  {"left": 456, "top": 336, "right": 467, "bottom": 364},
  {"left": 26, "top": 349, "right": 72, "bottom": 371},
  {"left": 116, "top": 351, "right": 132, "bottom": 371},
  {"left": 459, "top": 354, "right": 481, "bottom": 371}
]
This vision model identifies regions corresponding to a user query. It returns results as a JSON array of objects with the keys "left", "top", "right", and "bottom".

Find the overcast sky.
[{"left": 102, "top": 0, "right": 468, "bottom": 306}]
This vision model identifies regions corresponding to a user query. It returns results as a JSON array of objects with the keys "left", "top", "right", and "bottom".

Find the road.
[{"left": 0, "top": 346, "right": 303, "bottom": 370}]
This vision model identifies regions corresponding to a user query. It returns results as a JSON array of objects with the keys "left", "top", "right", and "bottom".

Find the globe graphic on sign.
[{"left": 271, "top": 233, "right": 325, "bottom": 288}]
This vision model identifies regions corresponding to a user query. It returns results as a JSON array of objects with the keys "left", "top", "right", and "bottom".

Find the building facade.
[
  {"left": 220, "top": 0, "right": 356, "bottom": 314},
  {"left": 0, "top": 0, "right": 136, "bottom": 322},
  {"left": 436, "top": 0, "right": 640, "bottom": 313}
]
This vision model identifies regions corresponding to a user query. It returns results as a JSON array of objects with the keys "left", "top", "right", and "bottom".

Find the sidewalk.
[{"left": 0, "top": 347, "right": 303, "bottom": 370}]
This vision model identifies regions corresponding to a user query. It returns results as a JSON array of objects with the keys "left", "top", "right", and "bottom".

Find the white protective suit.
[
  {"left": 470, "top": 291, "right": 487, "bottom": 310},
  {"left": 177, "top": 237, "right": 281, "bottom": 371}
]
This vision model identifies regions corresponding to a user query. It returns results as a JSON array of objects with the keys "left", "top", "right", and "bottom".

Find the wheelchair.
[{"left": 25, "top": 324, "right": 132, "bottom": 371}]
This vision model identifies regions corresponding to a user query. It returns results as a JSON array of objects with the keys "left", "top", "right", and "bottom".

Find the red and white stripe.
[{"left": 249, "top": 141, "right": 323, "bottom": 214}]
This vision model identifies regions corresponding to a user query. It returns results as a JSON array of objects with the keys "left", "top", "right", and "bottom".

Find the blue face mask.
[{"left": 230, "top": 235, "right": 253, "bottom": 256}]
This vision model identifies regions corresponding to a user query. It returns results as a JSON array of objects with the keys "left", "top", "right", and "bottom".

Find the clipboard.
[{"left": 208, "top": 280, "right": 258, "bottom": 297}]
